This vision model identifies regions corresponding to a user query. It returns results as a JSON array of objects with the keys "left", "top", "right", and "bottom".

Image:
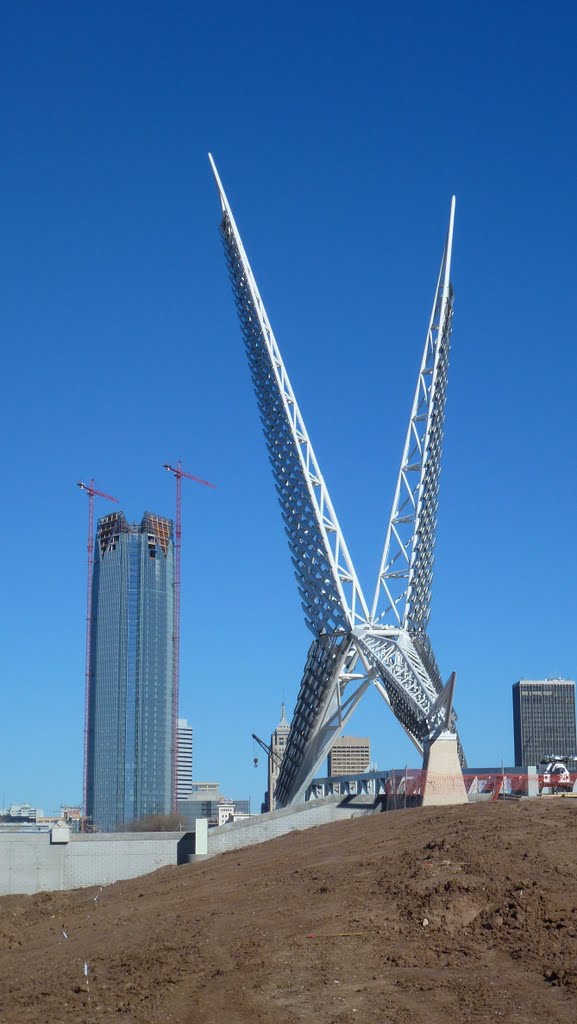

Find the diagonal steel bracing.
[
  {"left": 371, "top": 197, "right": 455, "bottom": 635},
  {"left": 210, "top": 156, "right": 464, "bottom": 807},
  {"left": 273, "top": 634, "right": 369, "bottom": 807},
  {"left": 209, "top": 155, "right": 368, "bottom": 635}
]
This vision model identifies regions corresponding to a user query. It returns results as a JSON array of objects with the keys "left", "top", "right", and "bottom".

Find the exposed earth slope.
[{"left": 1, "top": 799, "right": 577, "bottom": 1023}]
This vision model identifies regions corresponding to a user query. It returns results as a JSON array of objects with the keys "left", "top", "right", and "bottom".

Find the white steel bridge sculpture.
[{"left": 209, "top": 155, "right": 465, "bottom": 808}]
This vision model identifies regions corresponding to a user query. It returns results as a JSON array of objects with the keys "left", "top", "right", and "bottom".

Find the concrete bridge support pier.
[{"left": 421, "top": 731, "right": 468, "bottom": 806}]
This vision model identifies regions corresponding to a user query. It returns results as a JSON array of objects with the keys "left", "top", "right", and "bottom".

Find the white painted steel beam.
[
  {"left": 371, "top": 199, "right": 455, "bottom": 634},
  {"left": 209, "top": 154, "right": 369, "bottom": 633}
]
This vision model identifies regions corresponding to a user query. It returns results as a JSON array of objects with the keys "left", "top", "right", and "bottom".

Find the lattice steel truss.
[
  {"left": 210, "top": 156, "right": 464, "bottom": 807},
  {"left": 371, "top": 199, "right": 455, "bottom": 635}
]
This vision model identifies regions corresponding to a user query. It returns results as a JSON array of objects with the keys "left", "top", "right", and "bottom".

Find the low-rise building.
[{"left": 178, "top": 785, "right": 250, "bottom": 828}]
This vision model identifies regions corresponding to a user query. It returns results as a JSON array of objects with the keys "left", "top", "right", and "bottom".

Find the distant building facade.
[
  {"left": 328, "top": 737, "right": 371, "bottom": 776},
  {"left": 1, "top": 803, "right": 41, "bottom": 821},
  {"left": 217, "top": 803, "right": 251, "bottom": 826},
  {"left": 267, "top": 703, "right": 290, "bottom": 811},
  {"left": 177, "top": 718, "right": 193, "bottom": 801},
  {"left": 512, "top": 678, "right": 577, "bottom": 766},
  {"left": 0, "top": 804, "right": 82, "bottom": 833},
  {"left": 85, "top": 511, "right": 175, "bottom": 832},
  {"left": 178, "top": 783, "right": 250, "bottom": 828}
]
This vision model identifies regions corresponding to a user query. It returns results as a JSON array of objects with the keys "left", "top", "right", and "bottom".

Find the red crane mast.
[
  {"left": 163, "top": 462, "right": 215, "bottom": 811},
  {"left": 77, "top": 479, "right": 119, "bottom": 815}
]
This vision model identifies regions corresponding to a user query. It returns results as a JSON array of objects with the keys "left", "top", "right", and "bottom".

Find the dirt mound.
[{"left": 1, "top": 799, "right": 577, "bottom": 1023}]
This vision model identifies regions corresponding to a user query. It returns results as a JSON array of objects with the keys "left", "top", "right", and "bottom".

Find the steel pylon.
[{"left": 210, "top": 155, "right": 464, "bottom": 807}]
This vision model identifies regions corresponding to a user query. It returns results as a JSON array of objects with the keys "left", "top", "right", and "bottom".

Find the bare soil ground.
[{"left": 1, "top": 799, "right": 577, "bottom": 1023}]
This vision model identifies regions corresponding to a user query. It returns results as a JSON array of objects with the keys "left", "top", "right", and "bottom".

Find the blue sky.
[{"left": 1, "top": 2, "right": 576, "bottom": 813}]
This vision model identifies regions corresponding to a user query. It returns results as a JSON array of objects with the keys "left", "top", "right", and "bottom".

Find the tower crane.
[
  {"left": 251, "top": 733, "right": 283, "bottom": 769},
  {"left": 163, "top": 461, "right": 216, "bottom": 810},
  {"left": 77, "top": 479, "right": 119, "bottom": 815}
]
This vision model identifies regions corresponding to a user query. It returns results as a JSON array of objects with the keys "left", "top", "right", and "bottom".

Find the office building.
[
  {"left": 512, "top": 678, "right": 577, "bottom": 766},
  {"left": 85, "top": 511, "right": 175, "bottom": 832},
  {"left": 178, "top": 784, "right": 250, "bottom": 828},
  {"left": 267, "top": 703, "right": 290, "bottom": 811},
  {"left": 328, "top": 736, "right": 371, "bottom": 776},
  {"left": 177, "top": 718, "right": 193, "bottom": 801}
]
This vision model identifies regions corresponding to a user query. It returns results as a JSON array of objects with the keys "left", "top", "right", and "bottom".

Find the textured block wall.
[
  {"left": 0, "top": 832, "right": 189, "bottom": 896},
  {"left": 205, "top": 795, "right": 377, "bottom": 857}
]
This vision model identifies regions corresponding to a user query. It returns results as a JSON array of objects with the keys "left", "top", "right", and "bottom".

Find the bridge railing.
[{"left": 305, "top": 768, "right": 577, "bottom": 806}]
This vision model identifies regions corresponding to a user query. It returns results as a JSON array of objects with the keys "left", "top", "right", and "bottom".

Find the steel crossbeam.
[{"left": 210, "top": 156, "right": 464, "bottom": 806}]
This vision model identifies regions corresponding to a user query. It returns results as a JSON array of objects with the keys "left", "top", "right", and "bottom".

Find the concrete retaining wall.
[
  {"left": 202, "top": 794, "right": 379, "bottom": 859},
  {"left": 0, "top": 797, "right": 379, "bottom": 895},
  {"left": 0, "top": 831, "right": 194, "bottom": 896}
]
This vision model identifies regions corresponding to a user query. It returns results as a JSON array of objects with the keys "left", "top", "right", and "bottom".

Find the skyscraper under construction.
[{"left": 85, "top": 511, "right": 175, "bottom": 832}]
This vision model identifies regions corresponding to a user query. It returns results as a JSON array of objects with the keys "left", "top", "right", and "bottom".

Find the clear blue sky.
[{"left": 1, "top": 2, "right": 576, "bottom": 813}]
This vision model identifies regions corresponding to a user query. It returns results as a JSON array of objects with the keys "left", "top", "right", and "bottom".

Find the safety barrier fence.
[
  {"left": 384, "top": 769, "right": 577, "bottom": 809},
  {"left": 306, "top": 769, "right": 577, "bottom": 806}
]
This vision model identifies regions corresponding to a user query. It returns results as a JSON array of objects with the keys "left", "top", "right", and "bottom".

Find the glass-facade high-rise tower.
[{"left": 86, "top": 511, "right": 175, "bottom": 832}]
